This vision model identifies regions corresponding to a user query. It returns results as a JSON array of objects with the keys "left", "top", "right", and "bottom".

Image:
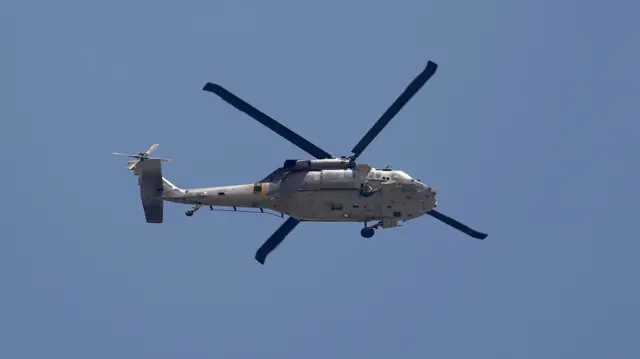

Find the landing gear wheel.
[
  {"left": 361, "top": 227, "right": 375, "bottom": 238},
  {"left": 186, "top": 203, "right": 202, "bottom": 217}
]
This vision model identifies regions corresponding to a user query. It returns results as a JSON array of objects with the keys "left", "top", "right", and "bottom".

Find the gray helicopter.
[{"left": 113, "top": 60, "right": 487, "bottom": 264}]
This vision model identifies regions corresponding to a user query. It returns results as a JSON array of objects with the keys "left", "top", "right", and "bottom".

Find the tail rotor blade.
[
  {"left": 127, "top": 160, "right": 140, "bottom": 170},
  {"left": 147, "top": 157, "right": 173, "bottom": 162},
  {"left": 145, "top": 144, "right": 159, "bottom": 155},
  {"left": 203, "top": 83, "right": 332, "bottom": 160},
  {"left": 255, "top": 216, "right": 301, "bottom": 264},
  {"left": 351, "top": 61, "right": 438, "bottom": 160},
  {"left": 427, "top": 209, "right": 487, "bottom": 240},
  {"left": 113, "top": 144, "right": 171, "bottom": 171},
  {"left": 112, "top": 152, "right": 138, "bottom": 158}
]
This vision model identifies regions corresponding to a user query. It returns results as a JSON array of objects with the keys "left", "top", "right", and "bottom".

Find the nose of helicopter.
[
  {"left": 412, "top": 180, "right": 438, "bottom": 211},
  {"left": 412, "top": 180, "right": 434, "bottom": 194}
]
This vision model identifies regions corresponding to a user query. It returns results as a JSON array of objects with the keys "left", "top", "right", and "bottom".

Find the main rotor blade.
[
  {"left": 427, "top": 209, "right": 488, "bottom": 240},
  {"left": 255, "top": 216, "right": 301, "bottom": 264},
  {"left": 203, "top": 83, "right": 332, "bottom": 160},
  {"left": 350, "top": 61, "right": 438, "bottom": 159}
]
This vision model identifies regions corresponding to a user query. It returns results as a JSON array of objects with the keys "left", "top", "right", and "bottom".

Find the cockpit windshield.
[{"left": 412, "top": 180, "right": 430, "bottom": 192}]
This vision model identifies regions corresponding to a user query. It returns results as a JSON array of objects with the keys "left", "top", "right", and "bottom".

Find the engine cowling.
[{"left": 283, "top": 158, "right": 350, "bottom": 170}]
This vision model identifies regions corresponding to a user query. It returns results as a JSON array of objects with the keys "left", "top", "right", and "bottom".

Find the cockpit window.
[{"left": 413, "top": 180, "right": 429, "bottom": 192}]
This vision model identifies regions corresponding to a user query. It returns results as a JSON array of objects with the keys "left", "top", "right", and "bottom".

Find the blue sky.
[{"left": 3, "top": 0, "right": 639, "bottom": 358}]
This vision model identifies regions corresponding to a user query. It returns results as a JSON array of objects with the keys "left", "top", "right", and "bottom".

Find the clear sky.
[{"left": 3, "top": 0, "right": 639, "bottom": 358}]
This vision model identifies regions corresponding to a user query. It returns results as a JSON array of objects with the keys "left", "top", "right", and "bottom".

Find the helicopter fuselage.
[
  {"left": 163, "top": 167, "right": 437, "bottom": 225},
  {"left": 116, "top": 60, "right": 488, "bottom": 265}
]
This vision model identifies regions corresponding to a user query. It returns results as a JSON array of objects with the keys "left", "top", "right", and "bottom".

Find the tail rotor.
[{"left": 112, "top": 144, "right": 172, "bottom": 172}]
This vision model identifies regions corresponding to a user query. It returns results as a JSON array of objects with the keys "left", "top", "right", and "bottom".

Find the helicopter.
[{"left": 113, "top": 60, "right": 488, "bottom": 264}]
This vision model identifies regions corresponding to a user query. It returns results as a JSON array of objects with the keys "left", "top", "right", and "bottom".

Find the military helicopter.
[{"left": 113, "top": 60, "right": 487, "bottom": 264}]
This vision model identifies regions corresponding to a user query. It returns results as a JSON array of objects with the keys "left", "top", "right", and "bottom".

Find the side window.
[{"left": 375, "top": 171, "right": 382, "bottom": 180}]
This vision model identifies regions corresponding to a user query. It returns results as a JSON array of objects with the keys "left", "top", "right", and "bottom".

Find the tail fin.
[
  {"left": 134, "top": 164, "right": 184, "bottom": 223},
  {"left": 114, "top": 144, "right": 179, "bottom": 224},
  {"left": 136, "top": 159, "right": 165, "bottom": 223}
]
